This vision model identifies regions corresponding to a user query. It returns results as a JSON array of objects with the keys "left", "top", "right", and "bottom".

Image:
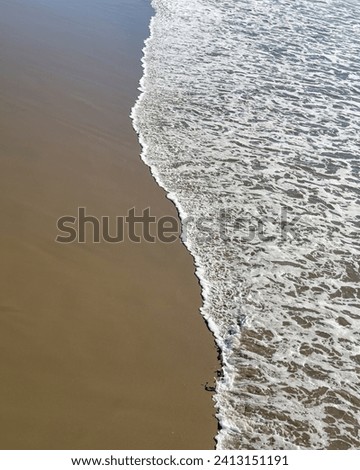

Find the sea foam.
[{"left": 132, "top": 0, "right": 360, "bottom": 449}]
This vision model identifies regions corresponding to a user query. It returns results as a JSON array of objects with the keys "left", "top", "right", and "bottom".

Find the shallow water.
[
  {"left": 0, "top": 0, "right": 217, "bottom": 449},
  {"left": 133, "top": 0, "right": 360, "bottom": 449}
]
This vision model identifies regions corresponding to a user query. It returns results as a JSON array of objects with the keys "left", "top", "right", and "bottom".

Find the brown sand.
[{"left": 0, "top": 0, "right": 219, "bottom": 449}]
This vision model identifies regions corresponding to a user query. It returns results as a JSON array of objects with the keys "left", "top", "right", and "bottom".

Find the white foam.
[{"left": 132, "top": 0, "right": 360, "bottom": 449}]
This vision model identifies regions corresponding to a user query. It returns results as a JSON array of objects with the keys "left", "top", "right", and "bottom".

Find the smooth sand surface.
[{"left": 0, "top": 0, "right": 218, "bottom": 449}]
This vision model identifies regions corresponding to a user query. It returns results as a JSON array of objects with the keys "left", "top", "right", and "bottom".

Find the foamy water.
[{"left": 132, "top": 0, "right": 360, "bottom": 449}]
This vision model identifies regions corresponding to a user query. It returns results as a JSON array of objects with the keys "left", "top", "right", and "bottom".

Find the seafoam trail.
[{"left": 132, "top": 0, "right": 360, "bottom": 449}]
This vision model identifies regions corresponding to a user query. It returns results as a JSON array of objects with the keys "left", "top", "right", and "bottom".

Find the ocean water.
[{"left": 132, "top": 0, "right": 360, "bottom": 449}]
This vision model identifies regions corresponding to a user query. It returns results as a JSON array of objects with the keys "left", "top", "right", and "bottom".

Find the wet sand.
[{"left": 0, "top": 0, "right": 218, "bottom": 449}]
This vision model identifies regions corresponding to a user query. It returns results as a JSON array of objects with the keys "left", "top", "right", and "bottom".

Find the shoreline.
[
  {"left": 131, "top": 4, "right": 225, "bottom": 446},
  {"left": 0, "top": 0, "right": 219, "bottom": 449}
]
